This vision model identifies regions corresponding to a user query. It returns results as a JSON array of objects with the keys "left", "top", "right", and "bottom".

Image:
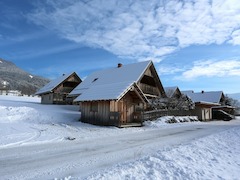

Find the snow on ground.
[
  {"left": 0, "top": 95, "right": 142, "bottom": 147},
  {"left": 85, "top": 125, "right": 240, "bottom": 180},
  {"left": 0, "top": 95, "right": 240, "bottom": 179},
  {"left": 0, "top": 95, "right": 200, "bottom": 147}
]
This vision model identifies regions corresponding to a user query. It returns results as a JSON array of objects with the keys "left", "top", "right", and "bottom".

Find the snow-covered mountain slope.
[{"left": 0, "top": 58, "right": 49, "bottom": 95}]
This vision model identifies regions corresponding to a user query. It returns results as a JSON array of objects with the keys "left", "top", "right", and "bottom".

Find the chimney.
[{"left": 117, "top": 63, "right": 123, "bottom": 68}]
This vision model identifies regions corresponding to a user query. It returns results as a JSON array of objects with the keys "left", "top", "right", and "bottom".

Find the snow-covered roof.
[
  {"left": 182, "top": 90, "right": 224, "bottom": 104},
  {"left": 195, "top": 101, "right": 221, "bottom": 106},
  {"left": 35, "top": 72, "right": 77, "bottom": 95},
  {"left": 71, "top": 61, "right": 152, "bottom": 101},
  {"left": 164, "top": 86, "right": 180, "bottom": 98},
  {"left": 75, "top": 81, "right": 134, "bottom": 101}
]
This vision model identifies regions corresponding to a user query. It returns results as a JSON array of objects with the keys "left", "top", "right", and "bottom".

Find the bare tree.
[{"left": 224, "top": 96, "right": 240, "bottom": 107}]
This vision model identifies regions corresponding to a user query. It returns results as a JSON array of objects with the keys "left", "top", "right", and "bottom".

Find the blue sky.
[{"left": 1, "top": 0, "right": 240, "bottom": 93}]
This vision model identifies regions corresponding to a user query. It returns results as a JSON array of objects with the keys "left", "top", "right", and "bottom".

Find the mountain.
[{"left": 0, "top": 58, "right": 49, "bottom": 95}]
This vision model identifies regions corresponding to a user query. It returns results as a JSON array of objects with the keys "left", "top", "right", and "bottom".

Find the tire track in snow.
[
  {"left": 1, "top": 127, "right": 42, "bottom": 148},
  {"left": 0, "top": 124, "right": 238, "bottom": 179}
]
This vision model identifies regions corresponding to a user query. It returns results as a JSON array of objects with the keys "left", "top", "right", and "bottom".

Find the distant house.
[
  {"left": 35, "top": 72, "right": 82, "bottom": 104},
  {"left": 69, "top": 61, "right": 165, "bottom": 127},
  {"left": 161, "top": 86, "right": 194, "bottom": 111},
  {"left": 0, "top": 81, "right": 8, "bottom": 95},
  {"left": 182, "top": 90, "right": 232, "bottom": 121},
  {"left": 8, "top": 90, "right": 21, "bottom": 96},
  {"left": 0, "top": 87, "right": 8, "bottom": 95},
  {"left": 164, "top": 86, "right": 181, "bottom": 98},
  {"left": 182, "top": 90, "right": 225, "bottom": 104}
]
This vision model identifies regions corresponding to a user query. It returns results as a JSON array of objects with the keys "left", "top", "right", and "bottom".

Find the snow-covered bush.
[
  {"left": 149, "top": 95, "right": 195, "bottom": 111},
  {"left": 144, "top": 116, "right": 199, "bottom": 126}
]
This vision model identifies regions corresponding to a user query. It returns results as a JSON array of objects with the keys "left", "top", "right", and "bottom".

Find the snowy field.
[{"left": 0, "top": 95, "right": 240, "bottom": 179}]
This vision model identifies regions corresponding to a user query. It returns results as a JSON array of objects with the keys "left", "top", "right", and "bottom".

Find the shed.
[
  {"left": 182, "top": 90, "right": 233, "bottom": 121},
  {"left": 35, "top": 72, "right": 82, "bottom": 104},
  {"left": 192, "top": 101, "right": 220, "bottom": 121}
]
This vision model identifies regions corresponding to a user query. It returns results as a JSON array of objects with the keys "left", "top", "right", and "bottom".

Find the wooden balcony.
[{"left": 139, "top": 83, "right": 159, "bottom": 96}]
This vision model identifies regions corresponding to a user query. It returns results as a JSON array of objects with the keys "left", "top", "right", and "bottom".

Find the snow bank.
[
  {"left": 0, "top": 95, "right": 40, "bottom": 103},
  {"left": 0, "top": 95, "right": 82, "bottom": 146},
  {"left": 0, "top": 94, "right": 81, "bottom": 124},
  {"left": 85, "top": 126, "right": 240, "bottom": 180},
  {"left": 0, "top": 106, "right": 41, "bottom": 123},
  {"left": 144, "top": 116, "right": 199, "bottom": 128},
  {"left": 0, "top": 105, "right": 81, "bottom": 124}
]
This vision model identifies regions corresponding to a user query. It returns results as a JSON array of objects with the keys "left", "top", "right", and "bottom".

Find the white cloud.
[
  {"left": 180, "top": 59, "right": 240, "bottom": 80},
  {"left": 158, "top": 65, "right": 185, "bottom": 75},
  {"left": 27, "top": 0, "right": 240, "bottom": 61},
  {"left": 7, "top": 43, "right": 81, "bottom": 60},
  {"left": 229, "top": 30, "right": 240, "bottom": 45}
]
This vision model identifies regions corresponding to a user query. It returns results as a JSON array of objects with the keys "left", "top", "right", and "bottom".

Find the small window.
[
  {"left": 92, "top": 78, "right": 98, "bottom": 83},
  {"left": 90, "top": 102, "right": 98, "bottom": 112}
]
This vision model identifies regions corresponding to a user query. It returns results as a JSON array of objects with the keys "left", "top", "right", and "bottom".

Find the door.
[
  {"left": 122, "top": 100, "right": 128, "bottom": 124},
  {"left": 120, "top": 100, "right": 131, "bottom": 124},
  {"left": 118, "top": 100, "right": 125, "bottom": 124}
]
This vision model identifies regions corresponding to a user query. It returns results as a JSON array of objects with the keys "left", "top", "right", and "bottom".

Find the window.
[{"left": 90, "top": 102, "right": 98, "bottom": 112}]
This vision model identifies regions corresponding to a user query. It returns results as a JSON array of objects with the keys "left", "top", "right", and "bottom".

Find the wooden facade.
[
  {"left": 137, "top": 63, "right": 165, "bottom": 98},
  {"left": 171, "top": 88, "right": 181, "bottom": 99},
  {"left": 192, "top": 102, "right": 218, "bottom": 121},
  {"left": 80, "top": 86, "right": 147, "bottom": 127},
  {"left": 164, "top": 86, "right": 182, "bottom": 99},
  {"left": 192, "top": 107, "right": 212, "bottom": 121}
]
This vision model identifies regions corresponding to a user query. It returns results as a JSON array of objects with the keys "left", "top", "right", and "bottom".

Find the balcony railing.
[{"left": 139, "top": 83, "right": 159, "bottom": 96}]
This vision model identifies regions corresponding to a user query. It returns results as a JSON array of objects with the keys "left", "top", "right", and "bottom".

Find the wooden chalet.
[
  {"left": 182, "top": 90, "right": 233, "bottom": 121},
  {"left": 35, "top": 72, "right": 82, "bottom": 104},
  {"left": 70, "top": 61, "right": 165, "bottom": 127},
  {"left": 164, "top": 86, "right": 181, "bottom": 98}
]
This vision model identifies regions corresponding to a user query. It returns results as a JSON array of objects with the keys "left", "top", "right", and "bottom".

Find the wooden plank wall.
[
  {"left": 80, "top": 92, "right": 143, "bottom": 126},
  {"left": 41, "top": 93, "right": 54, "bottom": 104},
  {"left": 137, "top": 66, "right": 161, "bottom": 97},
  {"left": 80, "top": 101, "right": 111, "bottom": 125},
  {"left": 111, "top": 99, "right": 123, "bottom": 123}
]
